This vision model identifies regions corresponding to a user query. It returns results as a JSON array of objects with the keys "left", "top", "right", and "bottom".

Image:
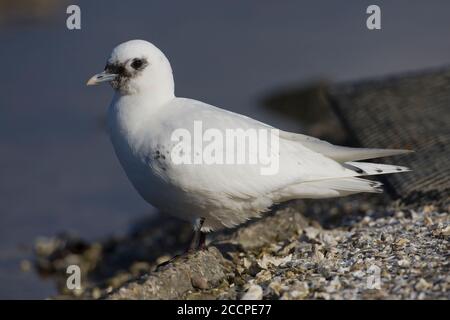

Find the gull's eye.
[{"left": 131, "top": 58, "right": 144, "bottom": 70}]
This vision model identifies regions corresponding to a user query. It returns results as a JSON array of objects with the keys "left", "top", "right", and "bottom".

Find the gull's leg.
[
  {"left": 156, "top": 217, "right": 206, "bottom": 270},
  {"left": 188, "top": 217, "right": 206, "bottom": 251},
  {"left": 198, "top": 231, "right": 206, "bottom": 250}
]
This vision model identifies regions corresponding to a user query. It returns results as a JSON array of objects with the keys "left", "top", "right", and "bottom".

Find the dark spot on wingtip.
[
  {"left": 396, "top": 167, "right": 403, "bottom": 171},
  {"left": 376, "top": 169, "right": 383, "bottom": 173}
]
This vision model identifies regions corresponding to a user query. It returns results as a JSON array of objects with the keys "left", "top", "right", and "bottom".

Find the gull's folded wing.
[{"left": 280, "top": 131, "right": 412, "bottom": 163}]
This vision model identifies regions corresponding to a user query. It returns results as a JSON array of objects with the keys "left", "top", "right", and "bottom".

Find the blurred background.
[{"left": 1, "top": 0, "right": 450, "bottom": 299}]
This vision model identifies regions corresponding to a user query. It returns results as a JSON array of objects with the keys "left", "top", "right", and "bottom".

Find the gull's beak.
[{"left": 86, "top": 71, "right": 118, "bottom": 86}]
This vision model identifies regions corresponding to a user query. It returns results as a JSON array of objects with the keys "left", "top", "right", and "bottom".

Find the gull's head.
[{"left": 87, "top": 40, "right": 174, "bottom": 97}]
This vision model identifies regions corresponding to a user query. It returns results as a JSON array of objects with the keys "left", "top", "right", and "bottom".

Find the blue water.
[{"left": 1, "top": 0, "right": 449, "bottom": 298}]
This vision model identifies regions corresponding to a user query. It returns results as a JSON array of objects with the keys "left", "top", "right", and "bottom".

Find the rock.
[
  {"left": 218, "top": 208, "right": 308, "bottom": 251},
  {"left": 107, "top": 247, "right": 231, "bottom": 299}
]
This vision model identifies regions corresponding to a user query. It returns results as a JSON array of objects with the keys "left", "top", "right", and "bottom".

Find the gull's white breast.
[{"left": 107, "top": 94, "right": 200, "bottom": 223}]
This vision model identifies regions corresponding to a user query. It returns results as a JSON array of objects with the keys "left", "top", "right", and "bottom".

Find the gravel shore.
[{"left": 33, "top": 195, "right": 449, "bottom": 299}]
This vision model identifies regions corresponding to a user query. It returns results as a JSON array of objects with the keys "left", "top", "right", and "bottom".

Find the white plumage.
[{"left": 88, "top": 40, "right": 412, "bottom": 232}]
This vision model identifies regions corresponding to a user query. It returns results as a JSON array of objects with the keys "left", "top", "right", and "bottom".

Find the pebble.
[
  {"left": 304, "top": 227, "right": 320, "bottom": 240},
  {"left": 241, "top": 284, "right": 263, "bottom": 300},
  {"left": 415, "top": 278, "right": 432, "bottom": 291},
  {"left": 191, "top": 275, "right": 209, "bottom": 290}
]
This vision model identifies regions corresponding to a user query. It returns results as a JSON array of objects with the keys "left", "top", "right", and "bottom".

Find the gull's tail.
[
  {"left": 277, "top": 130, "right": 413, "bottom": 199},
  {"left": 344, "top": 161, "right": 411, "bottom": 176},
  {"left": 318, "top": 161, "right": 411, "bottom": 195},
  {"left": 278, "top": 162, "right": 411, "bottom": 200}
]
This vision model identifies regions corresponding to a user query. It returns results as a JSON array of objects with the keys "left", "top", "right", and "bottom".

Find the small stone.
[
  {"left": 241, "top": 284, "right": 263, "bottom": 300},
  {"left": 318, "top": 264, "right": 332, "bottom": 278},
  {"left": 415, "top": 278, "right": 432, "bottom": 291},
  {"left": 305, "top": 227, "right": 320, "bottom": 240},
  {"left": 281, "top": 281, "right": 309, "bottom": 300},
  {"left": 314, "top": 292, "right": 331, "bottom": 300},
  {"left": 362, "top": 216, "right": 372, "bottom": 224},
  {"left": 352, "top": 270, "right": 365, "bottom": 279},
  {"left": 267, "top": 279, "right": 286, "bottom": 296},
  {"left": 247, "top": 261, "right": 262, "bottom": 277},
  {"left": 268, "top": 243, "right": 282, "bottom": 253},
  {"left": 395, "top": 238, "right": 409, "bottom": 247},
  {"left": 397, "top": 259, "right": 410, "bottom": 268},
  {"left": 312, "top": 246, "right": 324, "bottom": 262},
  {"left": 257, "top": 254, "right": 292, "bottom": 269},
  {"left": 395, "top": 211, "right": 405, "bottom": 219},
  {"left": 242, "top": 257, "right": 252, "bottom": 269},
  {"left": 410, "top": 210, "right": 420, "bottom": 221},
  {"left": 423, "top": 205, "right": 435, "bottom": 214},
  {"left": 424, "top": 215, "right": 434, "bottom": 226},
  {"left": 438, "top": 225, "right": 450, "bottom": 236},
  {"left": 279, "top": 241, "right": 298, "bottom": 255},
  {"left": 325, "top": 276, "right": 341, "bottom": 293},
  {"left": 191, "top": 275, "right": 209, "bottom": 290},
  {"left": 321, "top": 233, "right": 338, "bottom": 246},
  {"left": 255, "top": 269, "right": 272, "bottom": 282}
]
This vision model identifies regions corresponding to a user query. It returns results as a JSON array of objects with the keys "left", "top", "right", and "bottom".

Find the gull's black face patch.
[
  {"left": 104, "top": 63, "right": 125, "bottom": 75},
  {"left": 104, "top": 57, "right": 148, "bottom": 91}
]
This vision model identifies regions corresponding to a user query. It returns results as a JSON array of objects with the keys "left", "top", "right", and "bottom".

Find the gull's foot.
[
  {"left": 155, "top": 217, "right": 207, "bottom": 271},
  {"left": 155, "top": 254, "right": 182, "bottom": 271},
  {"left": 155, "top": 242, "right": 206, "bottom": 271}
]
